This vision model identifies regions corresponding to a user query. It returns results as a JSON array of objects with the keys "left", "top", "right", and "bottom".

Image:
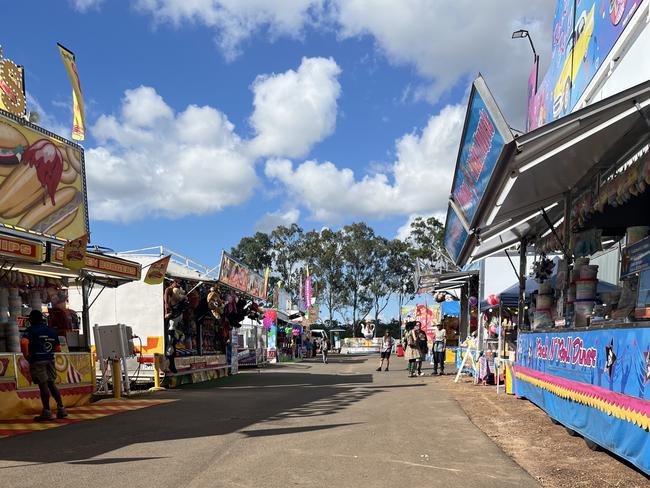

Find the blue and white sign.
[{"left": 516, "top": 327, "right": 650, "bottom": 474}]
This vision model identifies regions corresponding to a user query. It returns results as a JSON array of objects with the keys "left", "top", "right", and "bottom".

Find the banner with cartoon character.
[
  {"left": 218, "top": 251, "right": 264, "bottom": 300},
  {"left": 0, "top": 111, "right": 88, "bottom": 241},
  {"left": 528, "top": 0, "right": 646, "bottom": 130},
  {"left": 515, "top": 327, "right": 650, "bottom": 474}
]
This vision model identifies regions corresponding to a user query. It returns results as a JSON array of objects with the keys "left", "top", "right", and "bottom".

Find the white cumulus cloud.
[
  {"left": 264, "top": 104, "right": 465, "bottom": 223},
  {"left": 135, "top": 0, "right": 554, "bottom": 124},
  {"left": 248, "top": 57, "right": 341, "bottom": 159},
  {"left": 255, "top": 208, "right": 301, "bottom": 232},
  {"left": 86, "top": 86, "right": 256, "bottom": 221},
  {"left": 69, "top": 0, "right": 104, "bottom": 12},
  {"left": 135, "top": 0, "right": 325, "bottom": 61}
]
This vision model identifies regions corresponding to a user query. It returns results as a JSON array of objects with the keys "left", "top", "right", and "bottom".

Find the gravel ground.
[{"left": 442, "top": 375, "right": 650, "bottom": 488}]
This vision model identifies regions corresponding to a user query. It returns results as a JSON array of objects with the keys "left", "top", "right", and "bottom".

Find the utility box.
[{"left": 93, "top": 324, "right": 134, "bottom": 361}]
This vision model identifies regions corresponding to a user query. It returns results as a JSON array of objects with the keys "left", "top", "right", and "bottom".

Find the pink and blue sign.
[
  {"left": 528, "top": 0, "right": 646, "bottom": 131},
  {"left": 515, "top": 327, "right": 650, "bottom": 474}
]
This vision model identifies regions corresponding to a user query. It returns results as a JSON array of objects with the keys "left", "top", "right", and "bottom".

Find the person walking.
[
  {"left": 432, "top": 323, "right": 447, "bottom": 375},
  {"left": 20, "top": 310, "right": 68, "bottom": 421},
  {"left": 321, "top": 337, "right": 330, "bottom": 364},
  {"left": 376, "top": 330, "right": 394, "bottom": 371},
  {"left": 403, "top": 322, "right": 420, "bottom": 377},
  {"left": 416, "top": 323, "right": 429, "bottom": 376}
]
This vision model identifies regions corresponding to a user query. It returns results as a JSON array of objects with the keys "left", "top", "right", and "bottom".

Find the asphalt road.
[{"left": 0, "top": 355, "right": 538, "bottom": 488}]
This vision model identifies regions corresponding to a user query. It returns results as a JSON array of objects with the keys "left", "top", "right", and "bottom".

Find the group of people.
[
  {"left": 402, "top": 321, "right": 447, "bottom": 377},
  {"left": 302, "top": 336, "right": 331, "bottom": 364},
  {"left": 374, "top": 322, "right": 447, "bottom": 377}
]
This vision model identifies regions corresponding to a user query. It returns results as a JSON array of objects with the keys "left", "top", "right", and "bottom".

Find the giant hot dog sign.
[{"left": 0, "top": 112, "right": 88, "bottom": 240}]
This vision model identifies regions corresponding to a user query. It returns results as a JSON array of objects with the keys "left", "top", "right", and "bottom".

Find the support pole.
[
  {"left": 562, "top": 191, "right": 572, "bottom": 322},
  {"left": 517, "top": 239, "right": 527, "bottom": 328},
  {"left": 81, "top": 276, "right": 91, "bottom": 348},
  {"left": 460, "top": 284, "right": 469, "bottom": 341},
  {"left": 112, "top": 359, "right": 122, "bottom": 399},
  {"left": 149, "top": 354, "right": 166, "bottom": 392},
  {"left": 478, "top": 260, "right": 485, "bottom": 351}
]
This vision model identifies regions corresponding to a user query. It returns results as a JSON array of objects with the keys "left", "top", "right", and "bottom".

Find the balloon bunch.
[{"left": 486, "top": 294, "right": 500, "bottom": 306}]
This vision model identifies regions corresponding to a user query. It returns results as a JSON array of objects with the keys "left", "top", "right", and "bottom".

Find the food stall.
[
  {"left": 0, "top": 102, "right": 144, "bottom": 418},
  {"left": 443, "top": 72, "right": 650, "bottom": 472}
]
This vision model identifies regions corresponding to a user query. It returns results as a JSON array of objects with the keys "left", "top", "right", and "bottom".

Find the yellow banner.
[
  {"left": 144, "top": 255, "right": 171, "bottom": 285},
  {"left": 57, "top": 44, "right": 85, "bottom": 141},
  {"left": 62, "top": 233, "right": 88, "bottom": 271}
]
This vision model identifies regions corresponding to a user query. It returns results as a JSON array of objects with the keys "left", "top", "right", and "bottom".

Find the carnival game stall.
[{"left": 71, "top": 247, "right": 231, "bottom": 387}]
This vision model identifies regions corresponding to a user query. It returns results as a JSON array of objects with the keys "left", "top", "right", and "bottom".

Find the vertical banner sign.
[
  {"left": 57, "top": 44, "right": 85, "bottom": 141},
  {"left": 526, "top": 58, "right": 539, "bottom": 132},
  {"left": 305, "top": 267, "right": 312, "bottom": 318},
  {"left": 144, "top": 255, "right": 171, "bottom": 285},
  {"left": 0, "top": 47, "right": 26, "bottom": 116},
  {"left": 262, "top": 267, "right": 270, "bottom": 302},
  {"left": 62, "top": 234, "right": 88, "bottom": 271}
]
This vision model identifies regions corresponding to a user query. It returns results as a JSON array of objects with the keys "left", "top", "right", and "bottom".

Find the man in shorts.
[
  {"left": 376, "top": 329, "right": 394, "bottom": 371},
  {"left": 20, "top": 310, "right": 67, "bottom": 421}
]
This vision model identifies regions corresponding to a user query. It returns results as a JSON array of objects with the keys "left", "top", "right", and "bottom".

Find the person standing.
[
  {"left": 20, "top": 310, "right": 68, "bottom": 421},
  {"left": 403, "top": 322, "right": 420, "bottom": 377},
  {"left": 416, "top": 324, "right": 429, "bottom": 376},
  {"left": 376, "top": 330, "right": 394, "bottom": 371},
  {"left": 432, "top": 323, "right": 447, "bottom": 375},
  {"left": 304, "top": 337, "right": 312, "bottom": 359},
  {"left": 321, "top": 337, "right": 330, "bottom": 364}
]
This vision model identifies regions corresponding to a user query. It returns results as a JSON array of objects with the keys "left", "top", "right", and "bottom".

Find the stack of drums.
[
  {"left": 534, "top": 281, "right": 554, "bottom": 328},
  {"left": 28, "top": 290, "right": 43, "bottom": 315},
  {"left": 6, "top": 288, "right": 22, "bottom": 352},
  {"left": 573, "top": 263, "right": 599, "bottom": 326}
]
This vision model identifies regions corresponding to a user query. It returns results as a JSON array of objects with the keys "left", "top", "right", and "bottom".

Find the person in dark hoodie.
[{"left": 20, "top": 310, "right": 68, "bottom": 421}]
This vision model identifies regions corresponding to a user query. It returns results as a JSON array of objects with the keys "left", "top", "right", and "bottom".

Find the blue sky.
[{"left": 3, "top": 0, "right": 554, "bottom": 275}]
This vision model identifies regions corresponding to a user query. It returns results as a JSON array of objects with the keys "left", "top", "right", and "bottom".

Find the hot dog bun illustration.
[
  {"left": 17, "top": 187, "right": 83, "bottom": 235},
  {"left": 0, "top": 137, "right": 80, "bottom": 219}
]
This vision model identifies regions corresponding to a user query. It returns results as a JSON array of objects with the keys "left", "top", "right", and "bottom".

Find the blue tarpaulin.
[{"left": 441, "top": 301, "right": 460, "bottom": 317}]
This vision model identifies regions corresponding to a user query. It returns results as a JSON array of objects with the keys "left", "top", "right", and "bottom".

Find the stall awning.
[
  {"left": 459, "top": 79, "right": 650, "bottom": 266},
  {"left": 417, "top": 270, "right": 479, "bottom": 293}
]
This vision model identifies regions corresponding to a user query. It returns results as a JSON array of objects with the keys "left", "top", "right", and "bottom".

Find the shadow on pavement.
[
  {"left": 240, "top": 423, "right": 361, "bottom": 438},
  {"left": 0, "top": 358, "right": 378, "bottom": 465},
  {"left": 67, "top": 457, "right": 168, "bottom": 465}
]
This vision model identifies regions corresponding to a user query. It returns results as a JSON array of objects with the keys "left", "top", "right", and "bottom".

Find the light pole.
[{"left": 512, "top": 29, "right": 539, "bottom": 91}]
